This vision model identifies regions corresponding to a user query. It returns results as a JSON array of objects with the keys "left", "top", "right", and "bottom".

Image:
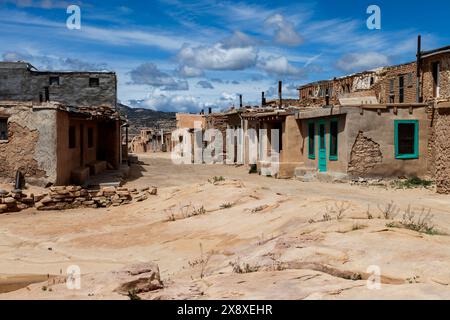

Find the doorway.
[
  {"left": 318, "top": 120, "right": 327, "bottom": 172},
  {"left": 80, "top": 124, "right": 84, "bottom": 167}
]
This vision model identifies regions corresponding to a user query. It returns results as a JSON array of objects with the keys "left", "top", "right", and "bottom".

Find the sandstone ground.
[{"left": 0, "top": 153, "right": 449, "bottom": 299}]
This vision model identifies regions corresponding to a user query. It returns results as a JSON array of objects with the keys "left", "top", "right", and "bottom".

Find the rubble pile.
[
  {"left": 0, "top": 185, "right": 158, "bottom": 213},
  {"left": 0, "top": 189, "right": 43, "bottom": 213}
]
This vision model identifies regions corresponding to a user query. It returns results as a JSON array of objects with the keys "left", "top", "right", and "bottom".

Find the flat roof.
[{"left": 0, "top": 61, "right": 115, "bottom": 74}]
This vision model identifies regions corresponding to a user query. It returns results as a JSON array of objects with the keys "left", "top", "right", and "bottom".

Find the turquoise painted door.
[{"left": 318, "top": 121, "right": 327, "bottom": 172}]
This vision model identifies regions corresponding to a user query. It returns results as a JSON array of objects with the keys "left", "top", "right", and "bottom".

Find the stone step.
[
  {"left": 87, "top": 161, "right": 108, "bottom": 176},
  {"left": 294, "top": 166, "right": 317, "bottom": 176},
  {"left": 316, "top": 172, "right": 349, "bottom": 183},
  {"left": 71, "top": 167, "right": 90, "bottom": 186}
]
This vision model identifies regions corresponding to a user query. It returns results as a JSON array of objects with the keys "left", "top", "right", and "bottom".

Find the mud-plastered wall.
[{"left": 0, "top": 104, "right": 58, "bottom": 186}]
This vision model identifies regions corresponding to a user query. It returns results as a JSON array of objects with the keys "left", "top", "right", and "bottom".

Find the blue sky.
[{"left": 1, "top": 0, "right": 449, "bottom": 112}]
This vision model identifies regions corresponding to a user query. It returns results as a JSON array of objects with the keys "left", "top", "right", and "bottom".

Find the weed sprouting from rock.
[{"left": 377, "top": 201, "right": 400, "bottom": 220}]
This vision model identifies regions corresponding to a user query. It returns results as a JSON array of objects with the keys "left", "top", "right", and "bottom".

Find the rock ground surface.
[{"left": 0, "top": 153, "right": 449, "bottom": 300}]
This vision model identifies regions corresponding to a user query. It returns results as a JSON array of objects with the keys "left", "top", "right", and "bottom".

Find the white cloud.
[
  {"left": 1, "top": 51, "right": 109, "bottom": 71},
  {"left": 336, "top": 52, "right": 389, "bottom": 73},
  {"left": 176, "top": 65, "right": 204, "bottom": 78},
  {"left": 0, "top": 9, "right": 197, "bottom": 51},
  {"left": 129, "top": 63, "right": 189, "bottom": 91},
  {"left": 134, "top": 93, "right": 204, "bottom": 113},
  {"left": 265, "top": 14, "right": 303, "bottom": 46},
  {"left": 258, "top": 56, "right": 305, "bottom": 77},
  {"left": 3, "top": 0, "right": 78, "bottom": 9},
  {"left": 177, "top": 43, "right": 258, "bottom": 71},
  {"left": 221, "top": 31, "right": 259, "bottom": 49}
]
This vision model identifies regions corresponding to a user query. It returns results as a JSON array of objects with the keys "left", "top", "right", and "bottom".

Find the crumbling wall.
[
  {"left": 0, "top": 122, "right": 46, "bottom": 181},
  {"left": 434, "top": 108, "right": 450, "bottom": 194},
  {"left": 0, "top": 104, "right": 58, "bottom": 186},
  {"left": 348, "top": 132, "right": 383, "bottom": 177}
]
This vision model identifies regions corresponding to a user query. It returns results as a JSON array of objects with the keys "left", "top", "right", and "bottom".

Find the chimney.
[
  {"left": 278, "top": 81, "right": 283, "bottom": 108},
  {"left": 239, "top": 94, "right": 243, "bottom": 108},
  {"left": 416, "top": 34, "right": 422, "bottom": 103},
  {"left": 261, "top": 91, "right": 266, "bottom": 107}
]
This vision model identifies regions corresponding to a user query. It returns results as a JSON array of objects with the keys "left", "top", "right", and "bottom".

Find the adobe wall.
[
  {"left": 300, "top": 114, "right": 348, "bottom": 173},
  {"left": 298, "top": 107, "right": 430, "bottom": 179},
  {"left": 344, "top": 106, "right": 430, "bottom": 178},
  {"left": 56, "top": 112, "right": 119, "bottom": 185},
  {"left": 278, "top": 115, "right": 303, "bottom": 178},
  {"left": 0, "top": 103, "right": 58, "bottom": 186},
  {"left": 176, "top": 113, "right": 205, "bottom": 129}
]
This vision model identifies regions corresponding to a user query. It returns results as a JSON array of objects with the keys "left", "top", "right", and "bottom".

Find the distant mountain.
[{"left": 118, "top": 103, "right": 177, "bottom": 136}]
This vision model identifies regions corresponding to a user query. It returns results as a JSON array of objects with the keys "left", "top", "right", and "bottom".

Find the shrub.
[
  {"left": 220, "top": 203, "right": 233, "bottom": 209},
  {"left": 391, "top": 177, "right": 433, "bottom": 189}
]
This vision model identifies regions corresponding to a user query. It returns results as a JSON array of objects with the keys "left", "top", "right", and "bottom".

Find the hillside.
[{"left": 118, "top": 103, "right": 177, "bottom": 135}]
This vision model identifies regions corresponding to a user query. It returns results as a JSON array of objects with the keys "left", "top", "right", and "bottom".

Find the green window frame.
[
  {"left": 329, "top": 119, "right": 338, "bottom": 161},
  {"left": 395, "top": 120, "right": 419, "bottom": 159},
  {"left": 308, "top": 121, "right": 316, "bottom": 159}
]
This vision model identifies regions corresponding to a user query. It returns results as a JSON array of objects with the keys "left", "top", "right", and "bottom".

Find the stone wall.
[
  {"left": 434, "top": 108, "right": 450, "bottom": 194},
  {"left": 421, "top": 53, "right": 450, "bottom": 102},
  {"left": 0, "top": 62, "right": 117, "bottom": 108},
  {"left": 348, "top": 131, "right": 383, "bottom": 177},
  {"left": 375, "top": 62, "right": 417, "bottom": 104},
  {"left": 0, "top": 185, "right": 158, "bottom": 214}
]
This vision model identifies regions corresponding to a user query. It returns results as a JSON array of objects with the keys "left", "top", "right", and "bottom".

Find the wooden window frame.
[
  {"left": 329, "top": 119, "right": 338, "bottom": 161},
  {"left": 395, "top": 120, "right": 419, "bottom": 159}
]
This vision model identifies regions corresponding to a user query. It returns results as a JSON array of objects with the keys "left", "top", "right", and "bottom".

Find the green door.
[{"left": 318, "top": 121, "right": 327, "bottom": 172}]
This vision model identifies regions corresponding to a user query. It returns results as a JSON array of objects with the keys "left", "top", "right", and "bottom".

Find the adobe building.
[
  {"left": 226, "top": 39, "right": 450, "bottom": 194},
  {"left": 130, "top": 128, "right": 173, "bottom": 154},
  {"left": 0, "top": 62, "right": 123, "bottom": 187}
]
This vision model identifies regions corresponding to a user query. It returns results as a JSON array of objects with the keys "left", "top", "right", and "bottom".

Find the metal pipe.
[{"left": 278, "top": 81, "right": 282, "bottom": 108}]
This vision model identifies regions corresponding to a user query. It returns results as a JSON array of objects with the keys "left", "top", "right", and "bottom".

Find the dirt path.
[{"left": 0, "top": 153, "right": 449, "bottom": 299}]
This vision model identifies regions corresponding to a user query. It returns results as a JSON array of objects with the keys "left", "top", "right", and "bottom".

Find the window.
[
  {"left": 88, "top": 127, "right": 94, "bottom": 148},
  {"left": 395, "top": 120, "right": 419, "bottom": 159},
  {"left": 89, "top": 77, "right": 100, "bottom": 87},
  {"left": 0, "top": 118, "right": 7, "bottom": 141},
  {"left": 407, "top": 73, "right": 414, "bottom": 87},
  {"left": 49, "top": 76, "right": 60, "bottom": 86},
  {"left": 432, "top": 62, "right": 440, "bottom": 98},
  {"left": 389, "top": 79, "right": 395, "bottom": 103},
  {"left": 69, "top": 126, "right": 76, "bottom": 149},
  {"left": 308, "top": 121, "right": 315, "bottom": 159},
  {"left": 399, "top": 76, "right": 404, "bottom": 103},
  {"left": 329, "top": 120, "right": 338, "bottom": 161}
]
